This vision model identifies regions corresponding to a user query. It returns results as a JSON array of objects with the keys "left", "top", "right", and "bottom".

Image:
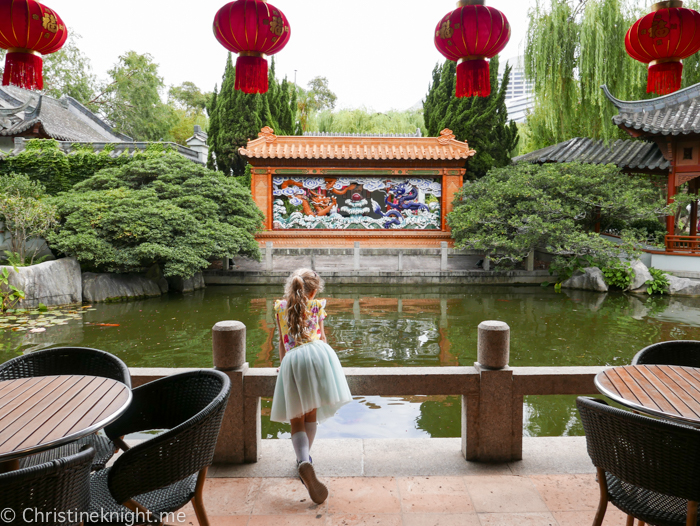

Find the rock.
[
  {"left": 629, "top": 260, "right": 653, "bottom": 292},
  {"left": 144, "top": 264, "right": 168, "bottom": 294},
  {"left": 1, "top": 257, "right": 82, "bottom": 308},
  {"left": 82, "top": 272, "right": 163, "bottom": 303},
  {"left": 167, "top": 272, "right": 206, "bottom": 293},
  {"left": 561, "top": 267, "right": 609, "bottom": 292},
  {"left": 668, "top": 275, "right": 700, "bottom": 297}
]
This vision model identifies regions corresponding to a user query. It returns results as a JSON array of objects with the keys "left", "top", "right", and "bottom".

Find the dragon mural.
[{"left": 272, "top": 176, "right": 441, "bottom": 230}]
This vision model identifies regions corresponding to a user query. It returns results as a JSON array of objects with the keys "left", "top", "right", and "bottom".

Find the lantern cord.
[
  {"left": 647, "top": 61, "right": 683, "bottom": 96},
  {"left": 2, "top": 52, "right": 44, "bottom": 91},
  {"left": 456, "top": 60, "right": 491, "bottom": 98},
  {"left": 235, "top": 55, "right": 269, "bottom": 94}
]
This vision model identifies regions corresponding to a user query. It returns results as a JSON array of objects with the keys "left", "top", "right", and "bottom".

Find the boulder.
[
  {"left": 629, "top": 260, "right": 653, "bottom": 292},
  {"left": 167, "top": 272, "right": 206, "bottom": 293},
  {"left": 1, "top": 257, "right": 81, "bottom": 308},
  {"left": 668, "top": 275, "right": 700, "bottom": 297},
  {"left": 82, "top": 272, "right": 163, "bottom": 303},
  {"left": 561, "top": 267, "right": 609, "bottom": 292},
  {"left": 144, "top": 264, "right": 169, "bottom": 294}
]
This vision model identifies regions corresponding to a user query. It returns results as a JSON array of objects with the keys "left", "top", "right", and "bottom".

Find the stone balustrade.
[{"left": 129, "top": 320, "right": 606, "bottom": 465}]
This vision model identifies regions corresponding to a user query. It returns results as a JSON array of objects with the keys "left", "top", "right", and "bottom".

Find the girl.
[{"left": 271, "top": 268, "right": 352, "bottom": 505}]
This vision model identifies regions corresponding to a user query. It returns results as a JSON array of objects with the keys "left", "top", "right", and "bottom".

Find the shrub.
[
  {"left": 645, "top": 267, "right": 670, "bottom": 295},
  {"left": 601, "top": 261, "right": 633, "bottom": 290},
  {"left": 47, "top": 154, "right": 264, "bottom": 278}
]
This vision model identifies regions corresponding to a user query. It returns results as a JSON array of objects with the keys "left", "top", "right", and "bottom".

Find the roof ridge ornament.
[
  {"left": 258, "top": 126, "right": 277, "bottom": 143},
  {"left": 438, "top": 129, "right": 456, "bottom": 144}
]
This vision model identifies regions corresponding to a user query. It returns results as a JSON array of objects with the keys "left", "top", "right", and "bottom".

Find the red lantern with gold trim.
[
  {"left": 213, "top": 0, "right": 291, "bottom": 94},
  {"left": 0, "top": 0, "right": 67, "bottom": 91},
  {"left": 625, "top": 0, "right": 700, "bottom": 95},
  {"left": 434, "top": 0, "right": 510, "bottom": 98}
]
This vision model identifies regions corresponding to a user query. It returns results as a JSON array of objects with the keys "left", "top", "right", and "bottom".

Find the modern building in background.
[{"left": 498, "top": 56, "right": 534, "bottom": 123}]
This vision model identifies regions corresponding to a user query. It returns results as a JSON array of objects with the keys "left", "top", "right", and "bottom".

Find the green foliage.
[
  {"left": 2, "top": 251, "right": 50, "bottom": 267},
  {"left": 167, "top": 81, "right": 210, "bottom": 146},
  {"left": 0, "top": 173, "right": 58, "bottom": 266},
  {"left": 645, "top": 267, "right": 670, "bottom": 295},
  {"left": 92, "top": 51, "right": 176, "bottom": 141},
  {"left": 423, "top": 57, "right": 519, "bottom": 179},
  {"left": 0, "top": 266, "right": 25, "bottom": 313},
  {"left": 308, "top": 107, "right": 425, "bottom": 135},
  {"left": 448, "top": 162, "right": 667, "bottom": 266},
  {"left": 601, "top": 261, "right": 633, "bottom": 290},
  {"left": 42, "top": 32, "right": 98, "bottom": 108},
  {"left": 524, "top": 0, "right": 700, "bottom": 150},
  {"left": 46, "top": 154, "right": 264, "bottom": 278}
]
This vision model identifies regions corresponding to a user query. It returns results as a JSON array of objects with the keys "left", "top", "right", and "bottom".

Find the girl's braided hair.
[{"left": 284, "top": 268, "right": 324, "bottom": 344}]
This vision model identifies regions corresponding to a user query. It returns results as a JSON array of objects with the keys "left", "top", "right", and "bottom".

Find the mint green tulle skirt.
[{"left": 271, "top": 340, "right": 352, "bottom": 423}]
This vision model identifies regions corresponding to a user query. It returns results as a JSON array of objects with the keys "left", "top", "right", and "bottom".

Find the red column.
[
  {"left": 667, "top": 170, "right": 677, "bottom": 237},
  {"left": 691, "top": 178, "right": 699, "bottom": 237}
]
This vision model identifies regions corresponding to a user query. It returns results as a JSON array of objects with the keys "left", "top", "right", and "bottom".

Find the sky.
[{"left": 45, "top": 0, "right": 533, "bottom": 113}]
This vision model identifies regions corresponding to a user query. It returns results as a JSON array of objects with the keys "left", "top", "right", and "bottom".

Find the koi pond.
[{"left": 1, "top": 284, "right": 699, "bottom": 440}]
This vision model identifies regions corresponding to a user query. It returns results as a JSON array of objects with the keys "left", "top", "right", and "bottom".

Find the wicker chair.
[
  {"left": 631, "top": 341, "right": 700, "bottom": 368},
  {"left": 0, "top": 447, "right": 95, "bottom": 526},
  {"left": 577, "top": 397, "right": 700, "bottom": 526},
  {"left": 86, "top": 369, "right": 231, "bottom": 526},
  {"left": 0, "top": 347, "right": 131, "bottom": 470}
]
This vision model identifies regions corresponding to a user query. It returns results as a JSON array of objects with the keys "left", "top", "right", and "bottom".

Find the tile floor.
[{"left": 178, "top": 473, "right": 631, "bottom": 526}]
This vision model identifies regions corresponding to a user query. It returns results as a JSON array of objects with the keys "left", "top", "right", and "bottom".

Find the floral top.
[{"left": 274, "top": 299, "right": 327, "bottom": 354}]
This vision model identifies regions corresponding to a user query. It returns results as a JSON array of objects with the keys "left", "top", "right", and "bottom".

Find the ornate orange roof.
[{"left": 239, "top": 127, "right": 476, "bottom": 161}]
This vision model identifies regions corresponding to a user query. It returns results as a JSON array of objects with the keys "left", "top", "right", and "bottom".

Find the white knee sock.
[
  {"left": 291, "top": 431, "right": 310, "bottom": 463},
  {"left": 305, "top": 422, "right": 318, "bottom": 450}
]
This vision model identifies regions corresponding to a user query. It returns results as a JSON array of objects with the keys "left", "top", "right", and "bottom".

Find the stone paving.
[{"left": 174, "top": 438, "right": 631, "bottom": 526}]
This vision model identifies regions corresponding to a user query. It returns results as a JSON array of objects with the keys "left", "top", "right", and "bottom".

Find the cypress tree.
[
  {"left": 277, "top": 77, "right": 294, "bottom": 135},
  {"left": 206, "top": 84, "right": 219, "bottom": 171},
  {"left": 424, "top": 56, "right": 518, "bottom": 180}
]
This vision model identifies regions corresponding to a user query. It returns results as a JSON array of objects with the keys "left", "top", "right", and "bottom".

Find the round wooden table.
[
  {"left": 0, "top": 375, "right": 132, "bottom": 471},
  {"left": 595, "top": 364, "right": 700, "bottom": 426}
]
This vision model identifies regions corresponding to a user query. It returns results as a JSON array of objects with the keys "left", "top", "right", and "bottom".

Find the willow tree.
[{"left": 525, "top": 0, "right": 700, "bottom": 150}]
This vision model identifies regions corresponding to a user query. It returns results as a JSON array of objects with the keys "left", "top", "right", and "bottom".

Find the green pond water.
[{"left": 2, "top": 284, "right": 700, "bottom": 440}]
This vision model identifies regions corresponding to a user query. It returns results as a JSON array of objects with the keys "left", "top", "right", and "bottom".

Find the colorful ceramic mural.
[{"left": 272, "top": 177, "right": 442, "bottom": 230}]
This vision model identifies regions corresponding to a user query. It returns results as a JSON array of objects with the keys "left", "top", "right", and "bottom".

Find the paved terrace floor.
[{"left": 168, "top": 437, "right": 632, "bottom": 526}]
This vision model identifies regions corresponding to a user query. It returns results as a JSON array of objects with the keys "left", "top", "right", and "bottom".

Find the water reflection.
[{"left": 1, "top": 285, "right": 699, "bottom": 439}]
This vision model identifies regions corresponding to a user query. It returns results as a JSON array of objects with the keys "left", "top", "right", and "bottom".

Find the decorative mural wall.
[{"left": 272, "top": 176, "right": 442, "bottom": 230}]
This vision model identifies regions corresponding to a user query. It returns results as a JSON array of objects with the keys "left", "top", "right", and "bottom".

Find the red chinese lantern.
[
  {"left": 625, "top": 1, "right": 700, "bottom": 95},
  {"left": 0, "top": 0, "right": 67, "bottom": 91},
  {"left": 434, "top": 0, "right": 510, "bottom": 98},
  {"left": 213, "top": 0, "right": 291, "bottom": 94}
]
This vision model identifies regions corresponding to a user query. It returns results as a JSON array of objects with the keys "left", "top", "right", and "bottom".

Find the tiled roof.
[
  {"left": 240, "top": 127, "right": 476, "bottom": 161},
  {"left": 513, "top": 137, "right": 669, "bottom": 173},
  {"left": 0, "top": 86, "right": 130, "bottom": 142},
  {"left": 603, "top": 83, "right": 700, "bottom": 136}
]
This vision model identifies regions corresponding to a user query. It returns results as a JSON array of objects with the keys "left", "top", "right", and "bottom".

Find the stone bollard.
[
  {"left": 212, "top": 321, "right": 251, "bottom": 464},
  {"left": 354, "top": 242, "right": 360, "bottom": 271},
  {"left": 463, "top": 321, "right": 518, "bottom": 462},
  {"left": 483, "top": 255, "right": 491, "bottom": 272},
  {"left": 266, "top": 242, "right": 273, "bottom": 272},
  {"left": 441, "top": 242, "right": 448, "bottom": 271},
  {"left": 398, "top": 252, "right": 404, "bottom": 271}
]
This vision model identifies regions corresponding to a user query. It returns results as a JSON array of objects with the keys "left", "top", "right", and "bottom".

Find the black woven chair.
[
  {"left": 85, "top": 369, "right": 231, "bottom": 526},
  {"left": 577, "top": 397, "right": 700, "bottom": 526},
  {"left": 632, "top": 341, "right": 700, "bottom": 368},
  {"left": 0, "top": 347, "right": 131, "bottom": 471},
  {"left": 0, "top": 447, "right": 95, "bottom": 526}
]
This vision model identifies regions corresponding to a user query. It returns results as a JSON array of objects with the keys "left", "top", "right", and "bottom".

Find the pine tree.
[{"left": 424, "top": 56, "right": 518, "bottom": 180}]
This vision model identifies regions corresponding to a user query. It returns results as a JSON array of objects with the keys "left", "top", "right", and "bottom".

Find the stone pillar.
[
  {"left": 441, "top": 242, "right": 448, "bottom": 271},
  {"left": 266, "top": 242, "right": 273, "bottom": 272},
  {"left": 526, "top": 251, "right": 535, "bottom": 272},
  {"left": 222, "top": 257, "right": 230, "bottom": 271},
  {"left": 212, "top": 321, "right": 250, "bottom": 464},
  {"left": 354, "top": 242, "right": 360, "bottom": 271},
  {"left": 398, "top": 252, "right": 403, "bottom": 271},
  {"left": 483, "top": 255, "right": 491, "bottom": 272},
  {"left": 463, "top": 321, "right": 519, "bottom": 462}
]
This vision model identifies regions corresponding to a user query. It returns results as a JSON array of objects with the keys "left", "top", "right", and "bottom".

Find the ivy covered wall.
[{"left": 0, "top": 140, "right": 181, "bottom": 195}]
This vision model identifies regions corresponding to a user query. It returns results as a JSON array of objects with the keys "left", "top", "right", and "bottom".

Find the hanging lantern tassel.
[
  {"left": 235, "top": 55, "right": 269, "bottom": 95},
  {"left": 647, "top": 60, "right": 683, "bottom": 96},
  {"left": 2, "top": 51, "right": 44, "bottom": 91},
  {"left": 456, "top": 58, "right": 491, "bottom": 98}
]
